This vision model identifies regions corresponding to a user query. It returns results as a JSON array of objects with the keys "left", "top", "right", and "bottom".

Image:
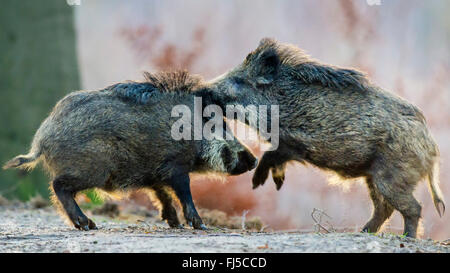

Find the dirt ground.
[{"left": 0, "top": 202, "right": 449, "bottom": 253}]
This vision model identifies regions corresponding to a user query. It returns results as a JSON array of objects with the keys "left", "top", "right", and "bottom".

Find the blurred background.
[{"left": 1, "top": 0, "right": 449, "bottom": 239}]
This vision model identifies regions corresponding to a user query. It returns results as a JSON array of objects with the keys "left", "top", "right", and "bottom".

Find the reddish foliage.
[
  {"left": 120, "top": 25, "right": 206, "bottom": 71},
  {"left": 190, "top": 176, "right": 258, "bottom": 215}
]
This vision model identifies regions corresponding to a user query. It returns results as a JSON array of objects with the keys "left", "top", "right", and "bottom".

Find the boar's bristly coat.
[
  {"left": 209, "top": 38, "right": 445, "bottom": 238},
  {"left": 4, "top": 71, "right": 257, "bottom": 231}
]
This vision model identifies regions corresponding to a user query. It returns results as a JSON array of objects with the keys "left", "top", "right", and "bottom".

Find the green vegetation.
[{"left": 0, "top": 1, "right": 80, "bottom": 201}]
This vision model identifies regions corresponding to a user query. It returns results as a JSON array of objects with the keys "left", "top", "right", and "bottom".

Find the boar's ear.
[{"left": 253, "top": 48, "right": 280, "bottom": 85}]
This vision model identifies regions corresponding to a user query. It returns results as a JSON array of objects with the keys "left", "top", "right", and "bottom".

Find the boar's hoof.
[
  {"left": 166, "top": 218, "right": 182, "bottom": 229},
  {"left": 271, "top": 166, "right": 285, "bottom": 190},
  {"left": 88, "top": 220, "right": 98, "bottom": 230},
  {"left": 360, "top": 227, "right": 371, "bottom": 234},
  {"left": 193, "top": 221, "right": 207, "bottom": 230},
  {"left": 74, "top": 216, "right": 97, "bottom": 231},
  {"left": 273, "top": 175, "right": 285, "bottom": 191},
  {"left": 188, "top": 220, "right": 207, "bottom": 230},
  {"left": 168, "top": 222, "right": 184, "bottom": 229},
  {"left": 252, "top": 169, "right": 269, "bottom": 189},
  {"left": 190, "top": 220, "right": 207, "bottom": 230}
]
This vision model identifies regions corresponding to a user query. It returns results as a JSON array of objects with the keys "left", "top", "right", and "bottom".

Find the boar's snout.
[{"left": 229, "top": 150, "right": 258, "bottom": 175}]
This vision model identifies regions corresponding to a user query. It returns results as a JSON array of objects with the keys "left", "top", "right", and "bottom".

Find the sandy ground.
[{"left": 0, "top": 204, "right": 449, "bottom": 253}]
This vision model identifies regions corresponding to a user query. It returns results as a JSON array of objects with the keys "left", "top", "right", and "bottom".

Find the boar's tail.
[
  {"left": 3, "top": 151, "right": 41, "bottom": 171},
  {"left": 427, "top": 158, "right": 445, "bottom": 217}
]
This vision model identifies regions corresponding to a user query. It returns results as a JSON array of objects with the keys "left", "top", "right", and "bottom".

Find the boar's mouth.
[{"left": 228, "top": 150, "right": 258, "bottom": 175}]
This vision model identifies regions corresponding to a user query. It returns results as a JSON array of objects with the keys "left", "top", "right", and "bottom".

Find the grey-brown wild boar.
[
  {"left": 3, "top": 71, "right": 257, "bottom": 231},
  {"left": 208, "top": 38, "right": 445, "bottom": 238}
]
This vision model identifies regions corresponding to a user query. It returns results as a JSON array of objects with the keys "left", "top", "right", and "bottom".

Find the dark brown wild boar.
[
  {"left": 207, "top": 38, "right": 444, "bottom": 238},
  {"left": 3, "top": 71, "right": 257, "bottom": 231}
]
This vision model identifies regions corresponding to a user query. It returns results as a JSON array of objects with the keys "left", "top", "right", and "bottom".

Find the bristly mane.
[
  {"left": 106, "top": 71, "right": 204, "bottom": 105},
  {"left": 256, "top": 38, "right": 370, "bottom": 90},
  {"left": 142, "top": 70, "right": 203, "bottom": 93}
]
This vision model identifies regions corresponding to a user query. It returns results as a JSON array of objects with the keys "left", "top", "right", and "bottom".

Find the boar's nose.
[
  {"left": 238, "top": 150, "right": 257, "bottom": 171},
  {"left": 245, "top": 154, "right": 258, "bottom": 171},
  {"left": 251, "top": 158, "right": 258, "bottom": 170}
]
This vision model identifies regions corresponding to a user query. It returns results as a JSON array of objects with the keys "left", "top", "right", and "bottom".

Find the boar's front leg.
[
  {"left": 169, "top": 172, "right": 206, "bottom": 230},
  {"left": 52, "top": 175, "right": 97, "bottom": 231},
  {"left": 252, "top": 149, "right": 293, "bottom": 190}
]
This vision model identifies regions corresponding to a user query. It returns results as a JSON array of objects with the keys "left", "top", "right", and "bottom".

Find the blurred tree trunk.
[{"left": 0, "top": 1, "right": 80, "bottom": 200}]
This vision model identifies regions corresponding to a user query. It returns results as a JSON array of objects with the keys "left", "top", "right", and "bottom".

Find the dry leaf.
[{"left": 257, "top": 243, "right": 269, "bottom": 249}]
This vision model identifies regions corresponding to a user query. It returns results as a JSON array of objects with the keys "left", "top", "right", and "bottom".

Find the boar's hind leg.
[
  {"left": 169, "top": 173, "right": 206, "bottom": 230},
  {"left": 370, "top": 170, "right": 421, "bottom": 238},
  {"left": 52, "top": 175, "right": 97, "bottom": 231},
  {"left": 362, "top": 177, "right": 394, "bottom": 233},
  {"left": 153, "top": 185, "right": 183, "bottom": 229}
]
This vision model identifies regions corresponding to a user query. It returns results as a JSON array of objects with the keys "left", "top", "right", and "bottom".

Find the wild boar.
[
  {"left": 207, "top": 38, "right": 444, "bottom": 238},
  {"left": 4, "top": 71, "right": 257, "bottom": 231}
]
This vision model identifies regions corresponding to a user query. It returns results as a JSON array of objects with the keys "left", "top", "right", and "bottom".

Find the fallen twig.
[
  {"left": 311, "top": 208, "right": 334, "bottom": 233},
  {"left": 241, "top": 210, "right": 249, "bottom": 230},
  {"left": 259, "top": 225, "right": 269, "bottom": 232}
]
